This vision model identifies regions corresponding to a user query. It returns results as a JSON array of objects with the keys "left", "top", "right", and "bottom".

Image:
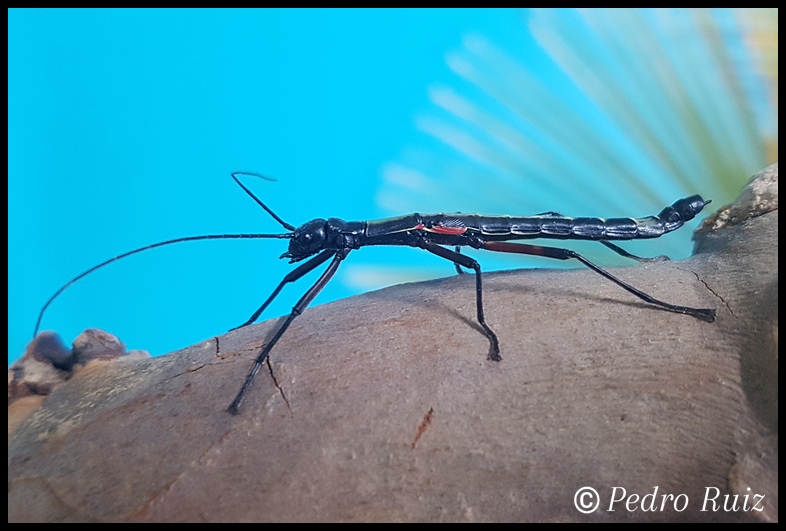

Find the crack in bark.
[
  {"left": 162, "top": 363, "right": 208, "bottom": 385},
  {"left": 679, "top": 267, "right": 737, "bottom": 318},
  {"left": 131, "top": 426, "right": 235, "bottom": 520},
  {"left": 266, "top": 358, "right": 292, "bottom": 413}
]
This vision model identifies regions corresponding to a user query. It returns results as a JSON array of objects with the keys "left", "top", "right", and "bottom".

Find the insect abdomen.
[{"left": 469, "top": 215, "right": 664, "bottom": 240}]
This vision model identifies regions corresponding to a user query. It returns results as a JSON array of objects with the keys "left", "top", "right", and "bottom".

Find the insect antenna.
[
  {"left": 33, "top": 232, "right": 292, "bottom": 338},
  {"left": 231, "top": 171, "right": 296, "bottom": 231}
]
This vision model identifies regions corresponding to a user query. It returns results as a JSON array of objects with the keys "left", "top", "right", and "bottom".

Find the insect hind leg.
[
  {"left": 600, "top": 241, "right": 670, "bottom": 263},
  {"left": 481, "top": 241, "right": 715, "bottom": 322}
]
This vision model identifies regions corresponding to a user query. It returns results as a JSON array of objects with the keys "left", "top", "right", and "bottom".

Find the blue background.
[{"left": 9, "top": 9, "right": 774, "bottom": 364}]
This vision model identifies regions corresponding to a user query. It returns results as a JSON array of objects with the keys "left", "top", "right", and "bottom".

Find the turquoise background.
[{"left": 9, "top": 9, "right": 772, "bottom": 364}]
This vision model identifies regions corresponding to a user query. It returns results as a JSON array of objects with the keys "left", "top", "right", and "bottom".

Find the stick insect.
[{"left": 34, "top": 171, "right": 716, "bottom": 415}]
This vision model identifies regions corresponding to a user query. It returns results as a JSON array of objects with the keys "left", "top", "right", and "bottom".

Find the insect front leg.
[
  {"left": 231, "top": 249, "right": 336, "bottom": 330},
  {"left": 228, "top": 249, "right": 348, "bottom": 415},
  {"left": 418, "top": 241, "right": 501, "bottom": 361}
]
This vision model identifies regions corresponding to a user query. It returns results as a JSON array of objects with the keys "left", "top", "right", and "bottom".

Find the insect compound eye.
[
  {"left": 298, "top": 231, "right": 320, "bottom": 252},
  {"left": 286, "top": 219, "right": 329, "bottom": 260}
]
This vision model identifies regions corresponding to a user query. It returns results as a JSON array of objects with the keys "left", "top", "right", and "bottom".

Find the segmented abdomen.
[
  {"left": 427, "top": 195, "right": 710, "bottom": 241},
  {"left": 445, "top": 214, "right": 665, "bottom": 240}
]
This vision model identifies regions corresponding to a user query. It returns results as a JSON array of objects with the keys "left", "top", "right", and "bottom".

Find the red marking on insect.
[
  {"left": 430, "top": 225, "right": 467, "bottom": 235},
  {"left": 413, "top": 223, "right": 425, "bottom": 230}
]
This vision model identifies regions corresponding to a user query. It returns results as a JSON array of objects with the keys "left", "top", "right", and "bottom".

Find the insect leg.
[
  {"left": 599, "top": 241, "right": 669, "bottom": 263},
  {"left": 419, "top": 242, "right": 501, "bottom": 361},
  {"left": 228, "top": 250, "right": 348, "bottom": 415},
  {"left": 482, "top": 241, "right": 716, "bottom": 322},
  {"left": 453, "top": 246, "right": 465, "bottom": 275},
  {"left": 231, "top": 249, "right": 336, "bottom": 330}
]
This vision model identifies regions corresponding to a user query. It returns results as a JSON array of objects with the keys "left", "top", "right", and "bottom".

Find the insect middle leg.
[
  {"left": 453, "top": 246, "right": 465, "bottom": 275},
  {"left": 482, "top": 241, "right": 715, "bottom": 321},
  {"left": 418, "top": 241, "right": 501, "bottom": 361}
]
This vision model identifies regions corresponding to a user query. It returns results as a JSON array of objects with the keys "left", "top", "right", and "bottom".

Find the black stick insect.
[{"left": 34, "top": 171, "right": 716, "bottom": 415}]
